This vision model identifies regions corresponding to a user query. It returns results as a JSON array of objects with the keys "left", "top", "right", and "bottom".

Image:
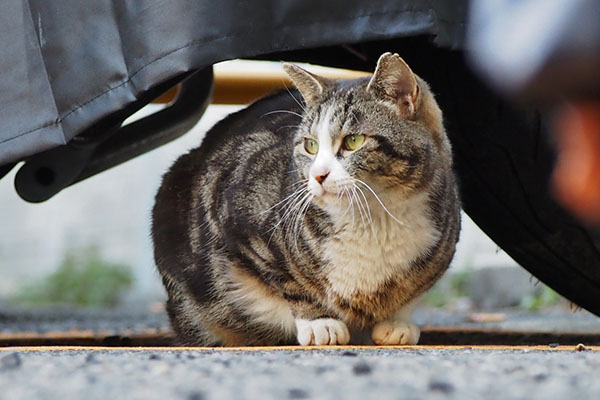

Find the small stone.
[
  {"left": 468, "top": 312, "right": 506, "bottom": 323},
  {"left": 219, "top": 359, "right": 231, "bottom": 367},
  {"left": 533, "top": 373, "right": 548, "bottom": 382},
  {"left": 342, "top": 351, "right": 358, "bottom": 357},
  {"left": 85, "top": 353, "right": 98, "bottom": 364},
  {"left": 0, "top": 353, "right": 22, "bottom": 371},
  {"left": 149, "top": 354, "right": 161, "bottom": 360},
  {"left": 188, "top": 392, "right": 205, "bottom": 400},
  {"left": 288, "top": 388, "right": 309, "bottom": 399},
  {"left": 353, "top": 361, "right": 372, "bottom": 375},
  {"left": 548, "top": 343, "right": 559, "bottom": 348},
  {"left": 428, "top": 381, "right": 455, "bottom": 394},
  {"left": 575, "top": 343, "right": 587, "bottom": 352},
  {"left": 315, "top": 366, "right": 329, "bottom": 374}
]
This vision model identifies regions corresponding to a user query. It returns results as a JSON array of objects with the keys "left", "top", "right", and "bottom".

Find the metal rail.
[{"left": 2, "top": 345, "right": 598, "bottom": 352}]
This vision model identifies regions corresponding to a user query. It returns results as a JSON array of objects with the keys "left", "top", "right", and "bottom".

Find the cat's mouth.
[
  {"left": 311, "top": 186, "right": 350, "bottom": 205},
  {"left": 320, "top": 190, "right": 339, "bottom": 199},
  {"left": 308, "top": 181, "right": 341, "bottom": 199}
]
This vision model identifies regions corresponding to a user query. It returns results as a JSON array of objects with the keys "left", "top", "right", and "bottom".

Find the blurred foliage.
[
  {"left": 12, "top": 246, "right": 132, "bottom": 308},
  {"left": 421, "top": 270, "right": 471, "bottom": 308},
  {"left": 422, "top": 269, "right": 564, "bottom": 311},
  {"left": 420, "top": 286, "right": 448, "bottom": 308},
  {"left": 519, "top": 285, "right": 562, "bottom": 311},
  {"left": 449, "top": 270, "right": 470, "bottom": 297}
]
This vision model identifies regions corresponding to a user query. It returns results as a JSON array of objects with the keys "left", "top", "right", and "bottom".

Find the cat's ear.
[
  {"left": 283, "top": 63, "right": 331, "bottom": 106},
  {"left": 367, "top": 52, "right": 419, "bottom": 118}
]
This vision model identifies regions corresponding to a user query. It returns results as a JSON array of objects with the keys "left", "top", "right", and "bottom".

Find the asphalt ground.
[
  {"left": 1, "top": 307, "right": 600, "bottom": 399},
  {"left": 1, "top": 346, "right": 599, "bottom": 400}
]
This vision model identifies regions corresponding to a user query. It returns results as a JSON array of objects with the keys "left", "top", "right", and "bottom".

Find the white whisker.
[
  {"left": 258, "top": 179, "right": 308, "bottom": 215},
  {"left": 354, "top": 183, "right": 378, "bottom": 238},
  {"left": 355, "top": 179, "right": 408, "bottom": 226},
  {"left": 277, "top": 124, "right": 301, "bottom": 132},
  {"left": 261, "top": 109, "right": 303, "bottom": 119},
  {"left": 291, "top": 193, "right": 314, "bottom": 252},
  {"left": 354, "top": 184, "right": 373, "bottom": 226},
  {"left": 283, "top": 84, "right": 307, "bottom": 114},
  {"left": 337, "top": 187, "right": 351, "bottom": 219},
  {"left": 278, "top": 191, "right": 311, "bottom": 230},
  {"left": 351, "top": 186, "right": 367, "bottom": 230},
  {"left": 266, "top": 188, "right": 311, "bottom": 246}
]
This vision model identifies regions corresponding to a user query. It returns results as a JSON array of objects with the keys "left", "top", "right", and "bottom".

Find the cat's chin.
[
  {"left": 309, "top": 183, "right": 332, "bottom": 198},
  {"left": 320, "top": 191, "right": 339, "bottom": 200},
  {"left": 311, "top": 191, "right": 344, "bottom": 209}
]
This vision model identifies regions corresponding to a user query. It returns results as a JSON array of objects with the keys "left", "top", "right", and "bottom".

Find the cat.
[{"left": 152, "top": 52, "right": 461, "bottom": 346}]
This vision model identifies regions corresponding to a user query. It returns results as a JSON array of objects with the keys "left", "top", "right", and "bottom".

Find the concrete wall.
[{"left": 0, "top": 103, "right": 519, "bottom": 306}]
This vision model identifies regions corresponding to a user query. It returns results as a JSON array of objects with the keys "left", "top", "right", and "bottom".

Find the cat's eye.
[
  {"left": 304, "top": 138, "right": 319, "bottom": 155},
  {"left": 343, "top": 134, "right": 365, "bottom": 151}
]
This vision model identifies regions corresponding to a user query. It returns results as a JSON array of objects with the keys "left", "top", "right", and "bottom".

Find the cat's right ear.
[
  {"left": 283, "top": 63, "right": 331, "bottom": 106},
  {"left": 367, "top": 52, "right": 419, "bottom": 119}
]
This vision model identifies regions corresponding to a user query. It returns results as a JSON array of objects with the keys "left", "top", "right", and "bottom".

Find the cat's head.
[{"left": 283, "top": 52, "right": 451, "bottom": 209}]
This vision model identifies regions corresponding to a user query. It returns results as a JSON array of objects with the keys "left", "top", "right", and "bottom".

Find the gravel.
[{"left": 1, "top": 347, "right": 599, "bottom": 400}]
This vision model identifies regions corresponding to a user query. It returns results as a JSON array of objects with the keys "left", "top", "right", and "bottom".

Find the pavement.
[
  {"left": 1, "top": 306, "right": 600, "bottom": 399},
  {"left": 1, "top": 346, "right": 599, "bottom": 400}
]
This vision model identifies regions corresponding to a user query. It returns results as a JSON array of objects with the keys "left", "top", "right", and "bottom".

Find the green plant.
[
  {"left": 12, "top": 246, "right": 133, "bottom": 308},
  {"left": 519, "top": 285, "right": 562, "bottom": 311},
  {"left": 421, "top": 269, "right": 472, "bottom": 308},
  {"left": 449, "top": 269, "right": 470, "bottom": 297},
  {"left": 421, "top": 287, "right": 449, "bottom": 308}
]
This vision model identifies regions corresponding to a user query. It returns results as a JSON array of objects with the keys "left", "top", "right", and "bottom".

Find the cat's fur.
[{"left": 152, "top": 53, "right": 461, "bottom": 346}]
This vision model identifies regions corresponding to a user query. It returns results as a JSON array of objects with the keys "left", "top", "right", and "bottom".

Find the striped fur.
[{"left": 152, "top": 53, "right": 460, "bottom": 346}]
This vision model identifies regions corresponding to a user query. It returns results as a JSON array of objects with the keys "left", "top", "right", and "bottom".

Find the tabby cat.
[{"left": 152, "top": 53, "right": 460, "bottom": 346}]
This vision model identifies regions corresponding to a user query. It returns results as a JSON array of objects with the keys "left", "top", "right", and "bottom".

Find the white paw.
[
  {"left": 295, "top": 318, "right": 350, "bottom": 346},
  {"left": 371, "top": 320, "right": 420, "bottom": 345}
]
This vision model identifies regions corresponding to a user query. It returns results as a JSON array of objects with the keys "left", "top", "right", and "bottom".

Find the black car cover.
[{"left": 0, "top": 0, "right": 466, "bottom": 166}]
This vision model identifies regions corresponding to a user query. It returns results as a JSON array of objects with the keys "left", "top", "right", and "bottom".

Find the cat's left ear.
[
  {"left": 367, "top": 52, "right": 419, "bottom": 118},
  {"left": 283, "top": 63, "right": 331, "bottom": 106}
]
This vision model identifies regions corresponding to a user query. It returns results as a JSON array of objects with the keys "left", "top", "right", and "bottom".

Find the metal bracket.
[{"left": 14, "top": 67, "right": 213, "bottom": 202}]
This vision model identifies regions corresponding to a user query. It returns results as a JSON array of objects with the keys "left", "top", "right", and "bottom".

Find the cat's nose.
[{"left": 315, "top": 172, "right": 329, "bottom": 185}]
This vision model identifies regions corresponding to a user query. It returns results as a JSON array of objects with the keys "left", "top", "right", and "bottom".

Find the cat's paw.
[
  {"left": 371, "top": 320, "right": 420, "bottom": 345},
  {"left": 295, "top": 318, "right": 350, "bottom": 346}
]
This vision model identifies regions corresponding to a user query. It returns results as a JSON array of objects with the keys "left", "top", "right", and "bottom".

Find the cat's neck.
[
  {"left": 328, "top": 190, "right": 433, "bottom": 237},
  {"left": 321, "top": 190, "right": 441, "bottom": 297}
]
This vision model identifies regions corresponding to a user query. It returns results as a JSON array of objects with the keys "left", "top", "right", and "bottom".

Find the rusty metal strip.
[
  {"left": 1, "top": 344, "right": 598, "bottom": 352},
  {"left": 0, "top": 328, "right": 172, "bottom": 340},
  {"left": 0, "top": 329, "right": 174, "bottom": 347}
]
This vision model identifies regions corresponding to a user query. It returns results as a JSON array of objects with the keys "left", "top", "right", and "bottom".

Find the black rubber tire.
[
  {"left": 268, "top": 39, "right": 600, "bottom": 316},
  {"left": 413, "top": 49, "right": 600, "bottom": 317}
]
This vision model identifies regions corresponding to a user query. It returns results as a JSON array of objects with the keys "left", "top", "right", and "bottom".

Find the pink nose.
[{"left": 315, "top": 172, "right": 329, "bottom": 184}]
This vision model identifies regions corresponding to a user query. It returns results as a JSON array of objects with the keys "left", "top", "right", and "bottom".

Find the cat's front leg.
[
  {"left": 294, "top": 318, "right": 350, "bottom": 345},
  {"left": 290, "top": 301, "right": 350, "bottom": 345},
  {"left": 371, "top": 303, "right": 420, "bottom": 345}
]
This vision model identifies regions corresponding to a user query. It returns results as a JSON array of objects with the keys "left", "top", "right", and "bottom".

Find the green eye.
[
  {"left": 343, "top": 134, "right": 365, "bottom": 151},
  {"left": 304, "top": 138, "right": 319, "bottom": 155}
]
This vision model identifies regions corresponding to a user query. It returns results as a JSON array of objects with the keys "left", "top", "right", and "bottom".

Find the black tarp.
[{"left": 0, "top": 0, "right": 466, "bottom": 165}]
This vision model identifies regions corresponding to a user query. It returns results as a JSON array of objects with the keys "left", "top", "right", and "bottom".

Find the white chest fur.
[{"left": 323, "top": 191, "right": 440, "bottom": 299}]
